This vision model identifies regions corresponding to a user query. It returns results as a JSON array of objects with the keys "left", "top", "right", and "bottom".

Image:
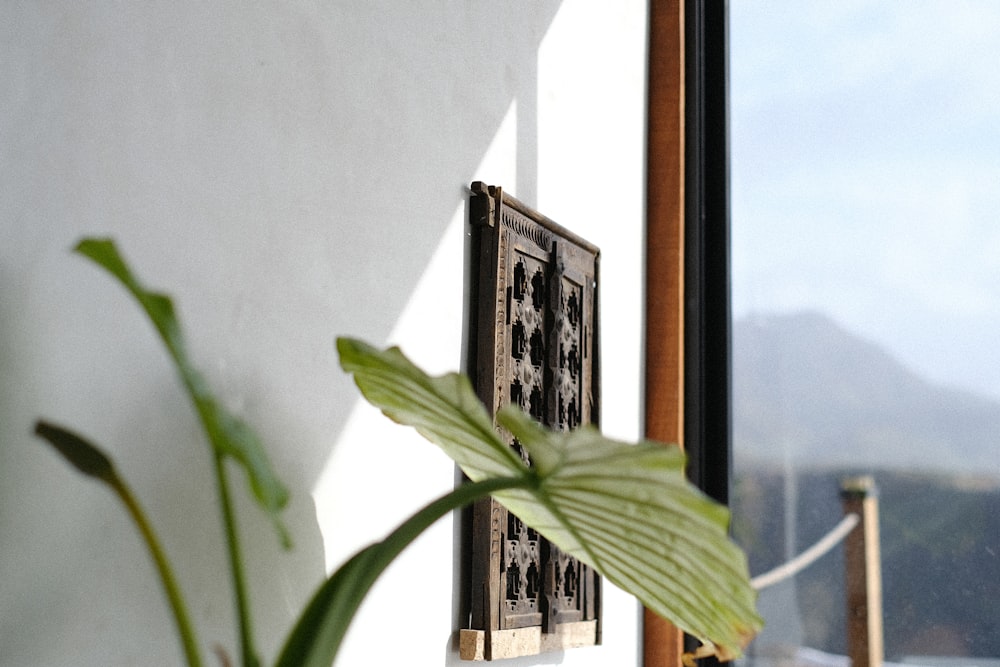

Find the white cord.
[{"left": 750, "top": 513, "right": 860, "bottom": 591}]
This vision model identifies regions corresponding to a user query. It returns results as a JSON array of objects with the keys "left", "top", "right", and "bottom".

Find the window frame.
[{"left": 644, "top": 1, "right": 730, "bottom": 666}]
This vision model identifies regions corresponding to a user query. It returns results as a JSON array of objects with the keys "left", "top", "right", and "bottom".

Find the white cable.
[{"left": 750, "top": 513, "right": 860, "bottom": 591}]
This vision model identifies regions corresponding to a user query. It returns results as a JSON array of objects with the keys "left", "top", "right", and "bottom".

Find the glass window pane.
[{"left": 731, "top": 3, "right": 1000, "bottom": 665}]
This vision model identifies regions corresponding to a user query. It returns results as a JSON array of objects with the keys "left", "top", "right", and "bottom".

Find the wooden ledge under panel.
[{"left": 459, "top": 620, "right": 599, "bottom": 661}]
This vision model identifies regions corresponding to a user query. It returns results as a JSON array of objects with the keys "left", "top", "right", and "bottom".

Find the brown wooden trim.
[{"left": 644, "top": 1, "right": 685, "bottom": 666}]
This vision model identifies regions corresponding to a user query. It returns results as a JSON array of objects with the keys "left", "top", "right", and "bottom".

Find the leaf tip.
[
  {"left": 73, "top": 236, "right": 116, "bottom": 261},
  {"left": 34, "top": 420, "right": 116, "bottom": 483},
  {"left": 335, "top": 336, "right": 382, "bottom": 372}
]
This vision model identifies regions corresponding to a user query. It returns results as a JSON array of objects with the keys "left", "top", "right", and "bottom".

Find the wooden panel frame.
[{"left": 462, "top": 182, "right": 601, "bottom": 661}]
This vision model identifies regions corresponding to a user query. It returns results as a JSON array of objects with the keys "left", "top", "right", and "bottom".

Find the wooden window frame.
[{"left": 645, "top": 1, "right": 730, "bottom": 666}]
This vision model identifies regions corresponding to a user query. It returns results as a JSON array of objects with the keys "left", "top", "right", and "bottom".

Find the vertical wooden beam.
[
  {"left": 644, "top": 1, "right": 685, "bottom": 666},
  {"left": 841, "top": 476, "right": 885, "bottom": 667}
]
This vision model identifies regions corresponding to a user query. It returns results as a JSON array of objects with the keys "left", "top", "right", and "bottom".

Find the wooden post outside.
[
  {"left": 840, "top": 476, "right": 884, "bottom": 667},
  {"left": 644, "top": 0, "right": 685, "bottom": 666}
]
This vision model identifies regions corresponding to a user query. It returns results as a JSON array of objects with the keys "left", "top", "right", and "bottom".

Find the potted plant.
[{"left": 35, "top": 238, "right": 761, "bottom": 667}]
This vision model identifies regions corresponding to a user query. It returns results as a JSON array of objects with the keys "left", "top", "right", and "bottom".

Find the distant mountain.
[
  {"left": 734, "top": 311, "right": 1000, "bottom": 477},
  {"left": 732, "top": 312, "right": 1000, "bottom": 662}
]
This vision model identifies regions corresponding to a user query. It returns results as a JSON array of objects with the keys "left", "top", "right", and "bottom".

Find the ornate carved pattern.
[
  {"left": 510, "top": 253, "right": 548, "bottom": 426},
  {"left": 503, "top": 208, "right": 552, "bottom": 253},
  {"left": 468, "top": 183, "right": 601, "bottom": 640},
  {"left": 550, "top": 271, "right": 584, "bottom": 432}
]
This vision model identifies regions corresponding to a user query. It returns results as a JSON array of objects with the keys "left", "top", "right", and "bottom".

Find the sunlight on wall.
[
  {"left": 537, "top": 0, "right": 646, "bottom": 444},
  {"left": 311, "top": 99, "right": 517, "bottom": 572},
  {"left": 305, "top": 99, "right": 520, "bottom": 667}
]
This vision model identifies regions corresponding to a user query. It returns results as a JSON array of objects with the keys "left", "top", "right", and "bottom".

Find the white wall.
[{"left": 0, "top": 2, "right": 647, "bottom": 665}]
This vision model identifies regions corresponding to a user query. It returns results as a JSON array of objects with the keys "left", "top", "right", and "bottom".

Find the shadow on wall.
[{"left": 0, "top": 1, "right": 563, "bottom": 665}]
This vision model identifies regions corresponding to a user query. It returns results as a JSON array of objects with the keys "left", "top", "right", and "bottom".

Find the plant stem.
[
  {"left": 374, "top": 476, "right": 530, "bottom": 568},
  {"left": 275, "top": 475, "right": 530, "bottom": 667},
  {"left": 111, "top": 476, "right": 204, "bottom": 667},
  {"left": 214, "top": 453, "right": 259, "bottom": 667}
]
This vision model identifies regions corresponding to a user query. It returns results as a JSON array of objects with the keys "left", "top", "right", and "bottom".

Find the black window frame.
[
  {"left": 684, "top": 0, "right": 731, "bottom": 509},
  {"left": 683, "top": 3, "right": 731, "bottom": 662}
]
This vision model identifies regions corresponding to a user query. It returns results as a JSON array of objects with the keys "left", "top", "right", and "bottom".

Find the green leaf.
[
  {"left": 74, "top": 237, "right": 290, "bottom": 544},
  {"left": 35, "top": 420, "right": 116, "bottom": 483},
  {"left": 336, "top": 337, "right": 527, "bottom": 480},
  {"left": 337, "top": 337, "right": 762, "bottom": 658},
  {"left": 497, "top": 408, "right": 761, "bottom": 658},
  {"left": 33, "top": 420, "right": 205, "bottom": 667}
]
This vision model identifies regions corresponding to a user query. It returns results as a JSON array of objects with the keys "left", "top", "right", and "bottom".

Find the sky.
[{"left": 730, "top": 1, "right": 1000, "bottom": 401}]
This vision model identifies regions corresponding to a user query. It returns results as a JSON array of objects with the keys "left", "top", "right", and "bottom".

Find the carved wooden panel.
[{"left": 465, "top": 182, "right": 600, "bottom": 658}]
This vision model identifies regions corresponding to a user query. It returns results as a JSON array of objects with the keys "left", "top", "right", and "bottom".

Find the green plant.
[{"left": 35, "top": 238, "right": 762, "bottom": 666}]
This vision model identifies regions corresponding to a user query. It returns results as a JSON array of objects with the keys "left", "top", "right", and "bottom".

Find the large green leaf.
[
  {"left": 337, "top": 337, "right": 762, "bottom": 659},
  {"left": 74, "top": 238, "right": 289, "bottom": 544},
  {"left": 497, "top": 408, "right": 760, "bottom": 658}
]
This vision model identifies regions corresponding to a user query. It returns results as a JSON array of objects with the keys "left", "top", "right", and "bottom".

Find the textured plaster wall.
[{"left": 0, "top": 2, "right": 647, "bottom": 665}]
